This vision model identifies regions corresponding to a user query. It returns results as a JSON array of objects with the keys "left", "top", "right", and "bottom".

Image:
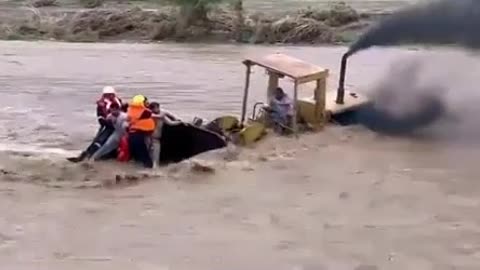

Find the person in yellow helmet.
[
  {"left": 127, "top": 94, "right": 155, "bottom": 168},
  {"left": 131, "top": 94, "right": 145, "bottom": 106}
]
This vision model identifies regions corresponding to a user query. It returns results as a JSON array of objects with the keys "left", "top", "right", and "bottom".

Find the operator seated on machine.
[{"left": 263, "top": 87, "right": 294, "bottom": 134}]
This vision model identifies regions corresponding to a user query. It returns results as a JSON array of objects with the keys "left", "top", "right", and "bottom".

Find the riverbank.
[{"left": 0, "top": 1, "right": 387, "bottom": 44}]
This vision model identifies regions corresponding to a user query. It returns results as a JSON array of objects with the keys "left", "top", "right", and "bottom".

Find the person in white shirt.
[
  {"left": 149, "top": 102, "right": 183, "bottom": 168},
  {"left": 268, "top": 87, "right": 294, "bottom": 132}
]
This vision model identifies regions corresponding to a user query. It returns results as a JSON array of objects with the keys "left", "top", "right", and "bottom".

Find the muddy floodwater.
[
  {"left": 1, "top": 40, "right": 480, "bottom": 270},
  {"left": 0, "top": 41, "right": 410, "bottom": 153}
]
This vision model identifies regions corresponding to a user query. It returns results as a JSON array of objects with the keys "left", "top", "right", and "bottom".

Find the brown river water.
[
  {"left": 0, "top": 41, "right": 409, "bottom": 154},
  {"left": 1, "top": 40, "right": 480, "bottom": 270}
]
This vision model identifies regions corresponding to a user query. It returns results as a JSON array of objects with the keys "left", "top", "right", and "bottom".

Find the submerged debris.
[
  {"left": 191, "top": 161, "right": 216, "bottom": 174},
  {"left": 32, "top": 0, "right": 57, "bottom": 8},
  {"left": 251, "top": 16, "right": 335, "bottom": 44}
]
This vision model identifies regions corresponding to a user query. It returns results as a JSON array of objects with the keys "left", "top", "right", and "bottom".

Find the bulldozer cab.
[
  {"left": 231, "top": 53, "right": 370, "bottom": 145},
  {"left": 241, "top": 53, "right": 329, "bottom": 135}
]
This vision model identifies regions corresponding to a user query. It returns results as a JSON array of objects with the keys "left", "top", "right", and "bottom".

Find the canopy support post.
[
  {"left": 267, "top": 71, "right": 279, "bottom": 102},
  {"left": 315, "top": 77, "right": 327, "bottom": 129},
  {"left": 292, "top": 80, "right": 299, "bottom": 137},
  {"left": 240, "top": 63, "right": 251, "bottom": 126}
]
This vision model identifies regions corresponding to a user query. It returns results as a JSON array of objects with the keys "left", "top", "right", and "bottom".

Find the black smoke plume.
[
  {"left": 347, "top": 0, "right": 480, "bottom": 56},
  {"left": 336, "top": 0, "right": 480, "bottom": 136},
  {"left": 354, "top": 59, "right": 448, "bottom": 136}
]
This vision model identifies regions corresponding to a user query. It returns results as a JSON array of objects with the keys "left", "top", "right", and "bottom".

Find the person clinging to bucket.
[
  {"left": 149, "top": 102, "right": 183, "bottom": 168},
  {"left": 67, "top": 86, "right": 124, "bottom": 163},
  {"left": 90, "top": 102, "right": 129, "bottom": 161},
  {"left": 127, "top": 95, "right": 155, "bottom": 168}
]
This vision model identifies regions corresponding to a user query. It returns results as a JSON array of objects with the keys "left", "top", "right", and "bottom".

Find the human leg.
[
  {"left": 85, "top": 127, "right": 113, "bottom": 156},
  {"left": 129, "top": 132, "right": 153, "bottom": 168},
  {"left": 128, "top": 132, "right": 141, "bottom": 163},
  {"left": 67, "top": 126, "right": 113, "bottom": 163},
  {"left": 91, "top": 131, "right": 121, "bottom": 161},
  {"left": 150, "top": 138, "right": 161, "bottom": 168},
  {"left": 139, "top": 133, "right": 153, "bottom": 168}
]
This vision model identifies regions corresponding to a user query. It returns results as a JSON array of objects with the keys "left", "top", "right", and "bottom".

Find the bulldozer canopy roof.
[{"left": 244, "top": 53, "right": 329, "bottom": 84}]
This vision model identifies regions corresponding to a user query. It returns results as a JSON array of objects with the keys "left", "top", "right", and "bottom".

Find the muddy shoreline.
[{"left": 0, "top": 2, "right": 387, "bottom": 44}]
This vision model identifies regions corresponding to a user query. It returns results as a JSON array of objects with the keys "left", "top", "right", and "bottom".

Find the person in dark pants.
[
  {"left": 67, "top": 86, "right": 123, "bottom": 163},
  {"left": 127, "top": 95, "right": 155, "bottom": 168},
  {"left": 128, "top": 132, "right": 153, "bottom": 168},
  {"left": 91, "top": 102, "right": 129, "bottom": 161},
  {"left": 68, "top": 128, "right": 113, "bottom": 162}
]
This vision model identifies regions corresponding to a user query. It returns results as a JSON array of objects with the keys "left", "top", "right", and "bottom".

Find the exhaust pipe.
[{"left": 336, "top": 53, "right": 349, "bottom": 104}]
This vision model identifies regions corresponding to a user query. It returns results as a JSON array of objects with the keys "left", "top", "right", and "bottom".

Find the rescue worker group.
[
  {"left": 67, "top": 85, "right": 294, "bottom": 169},
  {"left": 67, "top": 86, "right": 183, "bottom": 169}
]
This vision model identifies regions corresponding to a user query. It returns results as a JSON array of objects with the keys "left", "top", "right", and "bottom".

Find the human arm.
[
  {"left": 96, "top": 100, "right": 109, "bottom": 126},
  {"left": 117, "top": 113, "right": 130, "bottom": 129},
  {"left": 152, "top": 112, "right": 183, "bottom": 125},
  {"left": 163, "top": 116, "right": 183, "bottom": 126},
  {"left": 138, "top": 109, "right": 153, "bottom": 119},
  {"left": 269, "top": 97, "right": 278, "bottom": 107},
  {"left": 121, "top": 121, "right": 130, "bottom": 130},
  {"left": 276, "top": 96, "right": 293, "bottom": 106},
  {"left": 164, "top": 112, "right": 180, "bottom": 121},
  {"left": 160, "top": 109, "right": 181, "bottom": 121},
  {"left": 121, "top": 101, "right": 129, "bottom": 112},
  {"left": 106, "top": 113, "right": 116, "bottom": 122}
]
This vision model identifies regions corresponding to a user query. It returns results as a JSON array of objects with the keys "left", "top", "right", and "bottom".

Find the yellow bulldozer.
[{"left": 210, "top": 53, "right": 370, "bottom": 146}]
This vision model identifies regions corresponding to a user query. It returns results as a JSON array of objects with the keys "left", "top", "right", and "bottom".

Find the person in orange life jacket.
[
  {"left": 127, "top": 95, "right": 155, "bottom": 168},
  {"left": 67, "top": 86, "right": 123, "bottom": 163}
]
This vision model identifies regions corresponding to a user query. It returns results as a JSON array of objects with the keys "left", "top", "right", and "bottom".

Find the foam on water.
[{"left": 0, "top": 143, "right": 78, "bottom": 157}]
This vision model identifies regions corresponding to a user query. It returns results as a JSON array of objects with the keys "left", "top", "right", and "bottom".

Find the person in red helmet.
[{"left": 67, "top": 86, "right": 124, "bottom": 163}]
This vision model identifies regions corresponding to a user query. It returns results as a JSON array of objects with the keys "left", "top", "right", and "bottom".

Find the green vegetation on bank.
[{"left": 0, "top": 0, "right": 377, "bottom": 43}]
